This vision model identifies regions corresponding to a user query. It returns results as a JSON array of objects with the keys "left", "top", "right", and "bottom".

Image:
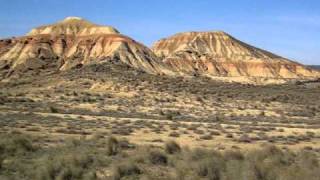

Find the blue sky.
[{"left": 0, "top": 0, "right": 319, "bottom": 65}]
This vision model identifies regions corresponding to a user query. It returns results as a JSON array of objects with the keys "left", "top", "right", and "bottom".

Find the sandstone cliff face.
[
  {"left": 152, "top": 31, "right": 319, "bottom": 82},
  {"left": 0, "top": 17, "right": 173, "bottom": 78}
]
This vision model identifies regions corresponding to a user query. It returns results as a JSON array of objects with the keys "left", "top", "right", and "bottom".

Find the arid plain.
[{"left": 0, "top": 17, "right": 319, "bottom": 180}]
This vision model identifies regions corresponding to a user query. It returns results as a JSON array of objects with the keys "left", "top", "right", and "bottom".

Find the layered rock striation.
[
  {"left": 152, "top": 31, "right": 319, "bottom": 82},
  {"left": 0, "top": 17, "right": 172, "bottom": 77}
]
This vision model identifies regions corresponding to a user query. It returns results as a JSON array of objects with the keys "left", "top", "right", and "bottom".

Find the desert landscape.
[{"left": 0, "top": 8, "right": 320, "bottom": 180}]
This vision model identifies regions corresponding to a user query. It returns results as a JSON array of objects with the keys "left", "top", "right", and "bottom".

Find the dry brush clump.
[
  {"left": 0, "top": 132, "right": 124, "bottom": 180},
  {"left": 165, "top": 140, "right": 181, "bottom": 154},
  {"left": 112, "top": 162, "right": 141, "bottom": 180}
]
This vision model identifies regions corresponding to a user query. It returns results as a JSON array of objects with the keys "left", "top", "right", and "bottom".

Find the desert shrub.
[
  {"left": 0, "top": 134, "right": 101, "bottom": 179},
  {"left": 55, "top": 128, "right": 91, "bottom": 135},
  {"left": 152, "top": 139, "right": 163, "bottom": 143},
  {"left": 306, "top": 131, "right": 315, "bottom": 137},
  {"left": 148, "top": 150, "right": 168, "bottom": 165},
  {"left": 118, "top": 139, "right": 134, "bottom": 150},
  {"left": 200, "top": 134, "right": 213, "bottom": 140},
  {"left": 194, "top": 129, "right": 205, "bottom": 135},
  {"left": 151, "top": 127, "right": 162, "bottom": 134},
  {"left": 240, "top": 126, "right": 253, "bottom": 133},
  {"left": 238, "top": 134, "right": 252, "bottom": 143},
  {"left": 0, "top": 133, "right": 36, "bottom": 156},
  {"left": 169, "top": 131, "right": 180, "bottom": 137},
  {"left": 195, "top": 158, "right": 224, "bottom": 180},
  {"left": 170, "top": 125, "right": 179, "bottom": 131},
  {"left": 111, "top": 128, "right": 133, "bottom": 136},
  {"left": 113, "top": 162, "right": 141, "bottom": 180},
  {"left": 106, "top": 136, "right": 120, "bottom": 156},
  {"left": 224, "top": 150, "right": 244, "bottom": 161},
  {"left": 209, "top": 130, "right": 221, "bottom": 136},
  {"left": 303, "top": 146, "right": 313, "bottom": 151},
  {"left": 0, "top": 146, "right": 4, "bottom": 169},
  {"left": 92, "top": 132, "right": 105, "bottom": 140},
  {"left": 183, "top": 149, "right": 225, "bottom": 180},
  {"left": 49, "top": 106, "right": 59, "bottom": 113},
  {"left": 287, "top": 110, "right": 316, "bottom": 117},
  {"left": 36, "top": 152, "right": 97, "bottom": 180},
  {"left": 245, "top": 145, "right": 320, "bottom": 180},
  {"left": 166, "top": 114, "right": 174, "bottom": 120},
  {"left": 164, "top": 110, "right": 181, "bottom": 120},
  {"left": 26, "top": 127, "right": 41, "bottom": 132},
  {"left": 165, "top": 141, "right": 181, "bottom": 154},
  {"left": 226, "top": 133, "right": 233, "bottom": 138},
  {"left": 187, "top": 125, "right": 198, "bottom": 131}
]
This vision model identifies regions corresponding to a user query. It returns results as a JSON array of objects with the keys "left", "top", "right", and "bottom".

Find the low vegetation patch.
[{"left": 0, "top": 132, "right": 319, "bottom": 180}]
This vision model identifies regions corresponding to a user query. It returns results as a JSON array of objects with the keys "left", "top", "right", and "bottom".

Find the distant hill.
[
  {"left": 0, "top": 16, "right": 319, "bottom": 84},
  {"left": 0, "top": 17, "right": 173, "bottom": 78},
  {"left": 310, "top": 65, "right": 320, "bottom": 70},
  {"left": 152, "top": 31, "right": 320, "bottom": 82}
]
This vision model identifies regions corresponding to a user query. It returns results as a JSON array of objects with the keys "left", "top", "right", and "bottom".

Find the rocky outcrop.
[
  {"left": 0, "top": 17, "right": 173, "bottom": 78},
  {"left": 152, "top": 31, "right": 319, "bottom": 83}
]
